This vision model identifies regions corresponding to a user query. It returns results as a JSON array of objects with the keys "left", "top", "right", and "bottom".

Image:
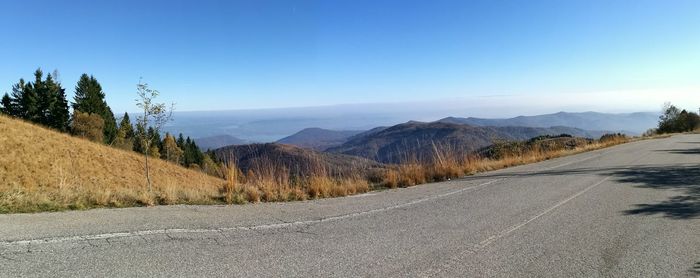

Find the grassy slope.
[
  {"left": 0, "top": 114, "right": 633, "bottom": 214},
  {"left": 0, "top": 114, "right": 224, "bottom": 213}
]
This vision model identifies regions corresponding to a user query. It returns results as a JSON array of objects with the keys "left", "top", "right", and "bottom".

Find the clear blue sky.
[{"left": 1, "top": 0, "right": 699, "bottom": 114}]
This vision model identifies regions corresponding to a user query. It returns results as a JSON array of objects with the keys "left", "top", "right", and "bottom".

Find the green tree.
[
  {"left": 657, "top": 102, "right": 700, "bottom": 133},
  {"left": 114, "top": 112, "right": 135, "bottom": 151},
  {"left": 147, "top": 127, "right": 163, "bottom": 156},
  {"left": 72, "top": 74, "right": 118, "bottom": 144},
  {"left": 0, "top": 93, "right": 14, "bottom": 115},
  {"left": 10, "top": 77, "right": 36, "bottom": 120},
  {"left": 176, "top": 133, "right": 185, "bottom": 149},
  {"left": 133, "top": 122, "right": 147, "bottom": 154},
  {"left": 4, "top": 69, "right": 69, "bottom": 130},
  {"left": 44, "top": 74, "right": 70, "bottom": 131},
  {"left": 182, "top": 136, "right": 204, "bottom": 167}
]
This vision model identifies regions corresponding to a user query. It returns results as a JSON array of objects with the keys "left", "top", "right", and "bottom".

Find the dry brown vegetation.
[
  {"left": 0, "top": 114, "right": 225, "bottom": 213},
  {"left": 0, "top": 115, "right": 372, "bottom": 212},
  {"left": 0, "top": 114, "right": 630, "bottom": 213},
  {"left": 377, "top": 134, "right": 630, "bottom": 189}
]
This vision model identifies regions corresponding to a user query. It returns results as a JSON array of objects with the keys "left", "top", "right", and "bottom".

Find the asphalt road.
[{"left": 1, "top": 135, "right": 699, "bottom": 277}]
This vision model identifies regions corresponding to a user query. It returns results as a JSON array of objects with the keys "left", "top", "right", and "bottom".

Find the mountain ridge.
[
  {"left": 276, "top": 128, "right": 363, "bottom": 151},
  {"left": 437, "top": 111, "right": 658, "bottom": 134},
  {"left": 327, "top": 121, "right": 612, "bottom": 163}
]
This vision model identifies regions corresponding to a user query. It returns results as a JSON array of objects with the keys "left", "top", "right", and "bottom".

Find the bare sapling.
[{"left": 135, "top": 79, "right": 174, "bottom": 192}]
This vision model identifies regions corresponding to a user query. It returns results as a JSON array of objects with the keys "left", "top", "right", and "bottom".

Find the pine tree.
[
  {"left": 11, "top": 78, "right": 37, "bottom": 120},
  {"left": 147, "top": 127, "right": 162, "bottom": 155},
  {"left": 33, "top": 70, "right": 51, "bottom": 126},
  {"left": 183, "top": 137, "right": 194, "bottom": 166},
  {"left": 5, "top": 69, "right": 69, "bottom": 130},
  {"left": 0, "top": 93, "right": 13, "bottom": 115},
  {"left": 72, "top": 74, "right": 118, "bottom": 144},
  {"left": 182, "top": 136, "right": 204, "bottom": 167},
  {"left": 44, "top": 73, "right": 70, "bottom": 131},
  {"left": 177, "top": 133, "right": 185, "bottom": 149},
  {"left": 119, "top": 112, "right": 135, "bottom": 139},
  {"left": 114, "top": 112, "right": 135, "bottom": 151},
  {"left": 133, "top": 122, "right": 146, "bottom": 153}
]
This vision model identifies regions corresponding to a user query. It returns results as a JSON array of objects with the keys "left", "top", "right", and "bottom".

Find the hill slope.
[
  {"left": 194, "top": 134, "right": 248, "bottom": 150},
  {"left": 276, "top": 128, "right": 363, "bottom": 151},
  {"left": 438, "top": 111, "right": 658, "bottom": 134},
  {"left": 0, "top": 115, "right": 224, "bottom": 213},
  {"left": 327, "top": 121, "right": 606, "bottom": 163},
  {"left": 214, "top": 143, "right": 383, "bottom": 177}
]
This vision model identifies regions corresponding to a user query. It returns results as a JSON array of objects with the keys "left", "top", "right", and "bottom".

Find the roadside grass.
[
  {"left": 1, "top": 114, "right": 634, "bottom": 213},
  {"left": 0, "top": 115, "right": 225, "bottom": 213},
  {"left": 377, "top": 134, "right": 631, "bottom": 189}
]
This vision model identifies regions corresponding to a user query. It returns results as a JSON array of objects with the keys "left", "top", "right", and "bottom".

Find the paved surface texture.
[{"left": 1, "top": 135, "right": 699, "bottom": 277}]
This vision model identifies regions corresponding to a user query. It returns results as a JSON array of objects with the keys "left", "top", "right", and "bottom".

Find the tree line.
[
  {"left": 655, "top": 102, "right": 700, "bottom": 134},
  {"left": 0, "top": 68, "right": 220, "bottom": 175}
]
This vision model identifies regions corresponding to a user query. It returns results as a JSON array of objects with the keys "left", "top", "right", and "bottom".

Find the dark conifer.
[{"left": 72, "top": 74, "right": 118, "bottom": 143}]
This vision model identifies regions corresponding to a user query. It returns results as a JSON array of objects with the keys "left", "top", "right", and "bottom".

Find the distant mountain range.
[
  {"left": 166, "top": 109, "right": 658, "bottom": 142},
  {"left": 205, "top": 111, "right": 660, "bottom": 167},
  {"left": 276, "top": 128, "right": 363, "bottom": 151},
  {"left": 326, "top": 121, "right": 610, "bottom": 164},
  {"left": 438, "top": 111, "right": 658, "bottom": 135},
  {"left": 213, "top": 143, "right": 382, "bottom": 177},
  {"left": 194, "top": 135, "right": 248, "bottom": 151}
]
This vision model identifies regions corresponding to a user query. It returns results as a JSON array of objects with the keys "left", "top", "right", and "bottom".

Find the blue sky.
[{"left": 1, "top": 0, "right": 699, "bottom": 114}]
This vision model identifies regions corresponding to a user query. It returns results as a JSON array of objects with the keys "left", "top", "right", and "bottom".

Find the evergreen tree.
[
  {"left": 44, "top": 74, "right": 70, "bottom": 131},
  {"left": 118, "top": 112, "right": 135, "bottom": 139},
  {"left": 33, "top": 70, "right": 51, "bottom": 125},
  {"left": 72, "top": 74, "right": 118, "bottom": 144},
  {"left": 176, "top": 133, "right": 185, "bottom": 150},
  {"left": 183, "top": 137, "right": 194, "bottom": 166},
  {"left": 0, "top": 93, "right": 13, "bottom": 115},
  {"left": 133, "top": 122, "right": 147, "bottom": 154},
  {"left": 114, "top": 112, "right": 135, "bottom": 151},
  {"left": 147, "top": 127, "right": 163, "bottom": 154},
  {"left": 191, "top": 140, "right": 204, "bottom": 165},
  {"left": 11, "top": 78, "right": 37, "bottom": 120},
  {"left": 4, "top": 69, "right": 69, "bottom": 130},
  {"left": 182, "top": 136, "right": 204, "bottom": 166}
]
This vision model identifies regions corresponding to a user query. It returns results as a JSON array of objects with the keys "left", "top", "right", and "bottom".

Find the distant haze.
[{"left": 162, "top": 99, "right": 662, "bottom": 142}]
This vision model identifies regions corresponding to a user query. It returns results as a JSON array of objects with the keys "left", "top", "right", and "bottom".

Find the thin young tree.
[{"left": 135, "top": 79, "right": 174, "bottom": 191}]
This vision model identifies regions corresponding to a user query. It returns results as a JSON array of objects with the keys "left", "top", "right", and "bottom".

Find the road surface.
[{"left": 1, "top": 135, "right": 699, "bottom": 277}]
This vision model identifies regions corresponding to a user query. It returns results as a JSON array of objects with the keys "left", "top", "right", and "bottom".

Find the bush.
[{"left": 71, "top": 111, "right": 104, "bottom": 143}]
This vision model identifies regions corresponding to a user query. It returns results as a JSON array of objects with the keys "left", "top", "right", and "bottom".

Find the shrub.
[{"left": 71, "top": 111, "right": 105, "bottom": 143}]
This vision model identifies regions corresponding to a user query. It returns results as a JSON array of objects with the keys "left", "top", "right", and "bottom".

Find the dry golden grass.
[
  {"left": 0, "top": 114, "right": 632, "bottom": 213},
  {"left": 378, "top": 135, "right": 630, "bottom": 188},
  {"left": 0, "top": 114, "right": 226, "bottom": 213}
]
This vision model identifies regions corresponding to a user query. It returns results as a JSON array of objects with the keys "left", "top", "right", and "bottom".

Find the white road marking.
[
  {"left": 421, "top": 176, "right": 612, "bottom": 277},
  {"left": 0, "top": 146, "right": 619, "bottom": 248},
  {"left": 0, "top": 179, "right": 504, "bottom": 247},
  {"left": 474, "top": 176, "right": 611, "bottom": 250}
]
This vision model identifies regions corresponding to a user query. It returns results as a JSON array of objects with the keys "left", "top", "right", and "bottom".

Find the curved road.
[{"left": 1, "top": 135, "right": 699, "bottom": 277}]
